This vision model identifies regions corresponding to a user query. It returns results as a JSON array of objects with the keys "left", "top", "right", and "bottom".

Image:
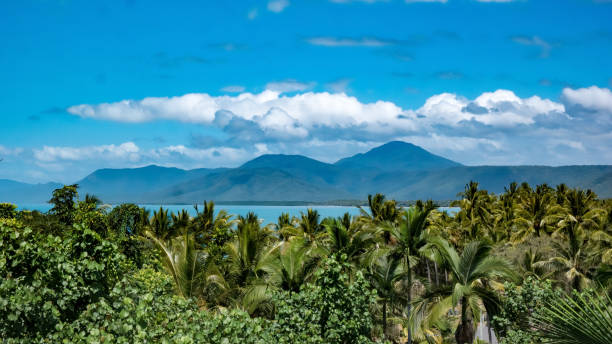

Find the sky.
[{"left": 1, "top": 0, "right": 612, "bottom": 183}]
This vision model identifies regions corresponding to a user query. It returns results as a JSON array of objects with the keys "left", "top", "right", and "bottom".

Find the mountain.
[
  {"left": 0, "top": 179, "right": 63, "bottom": 204},
  {"left": 1, "top": 141, "right": 611, "bottom": 204},
  {"left": 78, "top": 165, "right": 227, "bottom": 203},
  {"left": 150, "top": 168, "right": 355, "bottom": 203},
  {"left": 335, "top": 141, "right": 462, "bottom": 172}
]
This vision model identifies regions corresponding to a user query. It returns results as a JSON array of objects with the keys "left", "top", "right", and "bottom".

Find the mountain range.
[{"left": 2, "top": 141, "right": 611, "bottom": 204}]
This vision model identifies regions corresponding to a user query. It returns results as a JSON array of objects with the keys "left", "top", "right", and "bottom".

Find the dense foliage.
[{"left": 1, "top": 181, "right": 611, "bottom": 343}]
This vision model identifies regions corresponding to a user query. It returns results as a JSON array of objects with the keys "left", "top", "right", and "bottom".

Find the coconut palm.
[
  {"left": 452, "top": 181, "right": 492, "bottom": 242},
  {"left": 413, "top": 239, "right": 516, "bottom": 344},
  {"left": 360, "top": 193, "right": 400, "bottom": 224},
  {"left": 383, "top": 204, "right": 435, "bottom": 344},
  {"left": 190, "top": 201, "right": 233, "bottom": 251},
  {"left": 367, "top": 254, "right": 406, "bottom": 338},
  {"left": 512, "top": 184, "right": 558, "bottom": 243},
  {"left": 535, "top": 236, "right": 595, "bottom": 291},
  {"left": 150, "top": 207, "right": 175, "bottom": 240},
  {"left": 171, "top": 209, "right": 191, "bottom": 234},
  {"left": 553, "top": 189, "right": 603, "bottom": 239},
  {"left": 146, "top": 231, "right": 211, "bottom": 300},
  {"left": 265, "top": 238, "right": 319, "bottom": 295},
  {"left": 222, "top": 215, "right": 278, "bottom": 314},
  {"left": 323, "top": 214, "right": 376, "bottom": 266}
]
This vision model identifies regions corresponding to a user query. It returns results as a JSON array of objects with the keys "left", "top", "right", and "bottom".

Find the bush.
[
  {"left": 0, "top": 219, "right": 124, "bottom": 340},
  {"left": 0, "top": 203, "right": 17, "bottom": 219},
  {"left": 272, "top": 256, "right": 377, "bottom": 344},
  {"left": 492, "top": 277, "right": 563, "bottom": 344},
  {"left": 47, "top": 267, "right": 275, "bottom": 343}
]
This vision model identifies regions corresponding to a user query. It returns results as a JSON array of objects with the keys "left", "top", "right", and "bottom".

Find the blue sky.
[{"left": 1, "top": 0, "right": 612, "bottom": 183}]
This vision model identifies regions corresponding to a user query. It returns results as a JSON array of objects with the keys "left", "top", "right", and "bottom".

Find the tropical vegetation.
[{"left": 1, "top": 180, "right": 611, "bottom": 343}]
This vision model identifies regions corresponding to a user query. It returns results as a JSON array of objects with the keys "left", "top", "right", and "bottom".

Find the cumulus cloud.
[
  {"left": 561, "top": 86, "right": 612, "bottom": 113},
  {"left": 267, "top": 0, "right": 290, "bottom": 12},
  {"left": 50, "top": 86, "right": 612, "bottom": 177}
]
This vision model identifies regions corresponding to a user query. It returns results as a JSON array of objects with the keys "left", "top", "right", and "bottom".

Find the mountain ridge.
[{"left": 2, "top": 141, "right": 611, "bottom": 204}]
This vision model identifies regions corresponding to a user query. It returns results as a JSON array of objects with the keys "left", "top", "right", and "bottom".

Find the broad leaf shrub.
[
  {"left": 0, "top": 203, "right": 17, "bottom": 219},
  {"left": 271, "top": 255, "right": 378, "bottom": 344},
  {"left": 48, "top": 267, "right": 275, "bottom": 343},
  {"left": 492, "top": 277, "right": 563, "bottom": 344},
  {"left": 0, "top": 219, "right": 124, "bottom": 340}
]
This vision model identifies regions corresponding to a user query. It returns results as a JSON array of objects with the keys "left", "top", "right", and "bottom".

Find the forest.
[{"left": 1, "top": 181, "right": 611, "bottom": 343}]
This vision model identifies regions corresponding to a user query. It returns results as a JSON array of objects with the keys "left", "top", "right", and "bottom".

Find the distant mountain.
[
  {"left": 78, "top": 165, "right": 227, "bottom": 203},
  {"left": 240, "top": 154, "right": 343, "bottom": 185},
  {"left": 335, "top": 141, "right": 461, "bottom": 172},
  {"left": 1, "top": 141, "right": 611, "bottom": 204},
  {"left": 0, "top": 179, "right": 62, "bottom": 204},
  {"left": 150, "top": 168, "right": 355, "bottom": 203}
]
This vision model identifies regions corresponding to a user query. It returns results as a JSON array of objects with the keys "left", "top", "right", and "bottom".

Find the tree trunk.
[
  {"left": 426, "top": 261, "right": 431, "bottom": 285},
  {"left": 455, "top": 297, "right": 475, "bottom": 344},
  {"left": 406, "top": 258, "right": 412, "bottom": 344},
  {"left": 434, "top": 261, "right": 439, "bottom": 286},
  {"left": 487, "top": 313, "right": 493, "bottom": 344},
  {"left": 382, "top": 300, "right": 387, "bottom": 339}
]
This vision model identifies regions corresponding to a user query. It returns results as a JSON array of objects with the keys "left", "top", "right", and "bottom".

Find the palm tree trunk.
[
  {"left": 455, "top": 297, "right": 475, "bottom": 344},
  {"left": 406, "top": 258, "right": 412, "bottom": 344},
  {"left": 382, "top": 299, "right": 387, "bottom": 339},
  {"left": 426, "top": 260, "right": 431, "bottom": 285},
  {"left": 434, "top": 261, "right": 439, "bottom": 286}
]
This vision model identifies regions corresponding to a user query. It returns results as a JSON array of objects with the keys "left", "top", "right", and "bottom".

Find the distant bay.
[{"left": 18, "top": 204, "right": 459, "bottom": 224}]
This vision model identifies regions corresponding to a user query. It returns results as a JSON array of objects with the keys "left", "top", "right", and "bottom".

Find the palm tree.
[
  {"left": 323, "top": 214, "right": 375, "bottom": 266},
  {"left": 535, "top": 237, "right": 595, "bottom": 291},
  {"left": 360, "top": 193, "right": 400, "bottom": 224},
  {"left": 452, "top": 181, "right": 492, "bottom": 242},
  {"left": 512, "top": 184, "right": 558, "bottom": 243},
  {"left": 171, "top": 209, "right": 191, "bottom": 235},
  {"left": 190, "top": 201, "right": 233, "bottom": 252},
  {"left": 367, "top": 254, "right": 406, "bottom": 339},
  {"left": 413, "top": 239, "right": 515, "bottom": 344},
  {"left": 150, "top": 207, "right": 175, "bottom": 240},
  {"left": 223, "top": 215, "right": 277, "bottom": 314},
  {"left": 383, "top": 204, "right": 435, "bottom": 344},
  {"left": 266, "top": 238, "right": 318, "bottom": 295},
  {"left": 146, "top": 231, "right": 211, "bottom": 300}
]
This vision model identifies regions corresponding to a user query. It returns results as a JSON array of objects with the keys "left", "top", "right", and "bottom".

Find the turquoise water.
[{"left": 18, "top": 204, "right": 458, "bottom": 225}]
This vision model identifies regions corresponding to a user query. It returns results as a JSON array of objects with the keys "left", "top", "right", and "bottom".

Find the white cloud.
[
  {"left": 34, "top": 142, "right": 140, "bottom": 162},
  {"left": 561, "top": 86, "right": 612, "bottom": 113},
  {"left": 306, "top": 37, "right": 395, "bottom": 47},
  {"left": 221, "top": 85, "right": 246, "bottom": 93},
  {"left": 267, "top": 0, "right": 290, "bottom": 13},
  {"left": 511, "top": 35, "right": 552, "bottom": 58},
  {"left": 51, "top": 86, "right": 612, "bottom": 177},
  {"left": 417, "top": 89, "right": 564, "bottom": 127},
  {"left": 265, "top": 80, "right": 315, "bottom": 93},
  {"left": 0, "top": 145, "right": 24, "bottom": 156}
]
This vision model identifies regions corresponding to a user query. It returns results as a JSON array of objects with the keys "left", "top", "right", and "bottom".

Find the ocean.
[{"left": 17, "top": 204, "right": 458, "bottom": 225}]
